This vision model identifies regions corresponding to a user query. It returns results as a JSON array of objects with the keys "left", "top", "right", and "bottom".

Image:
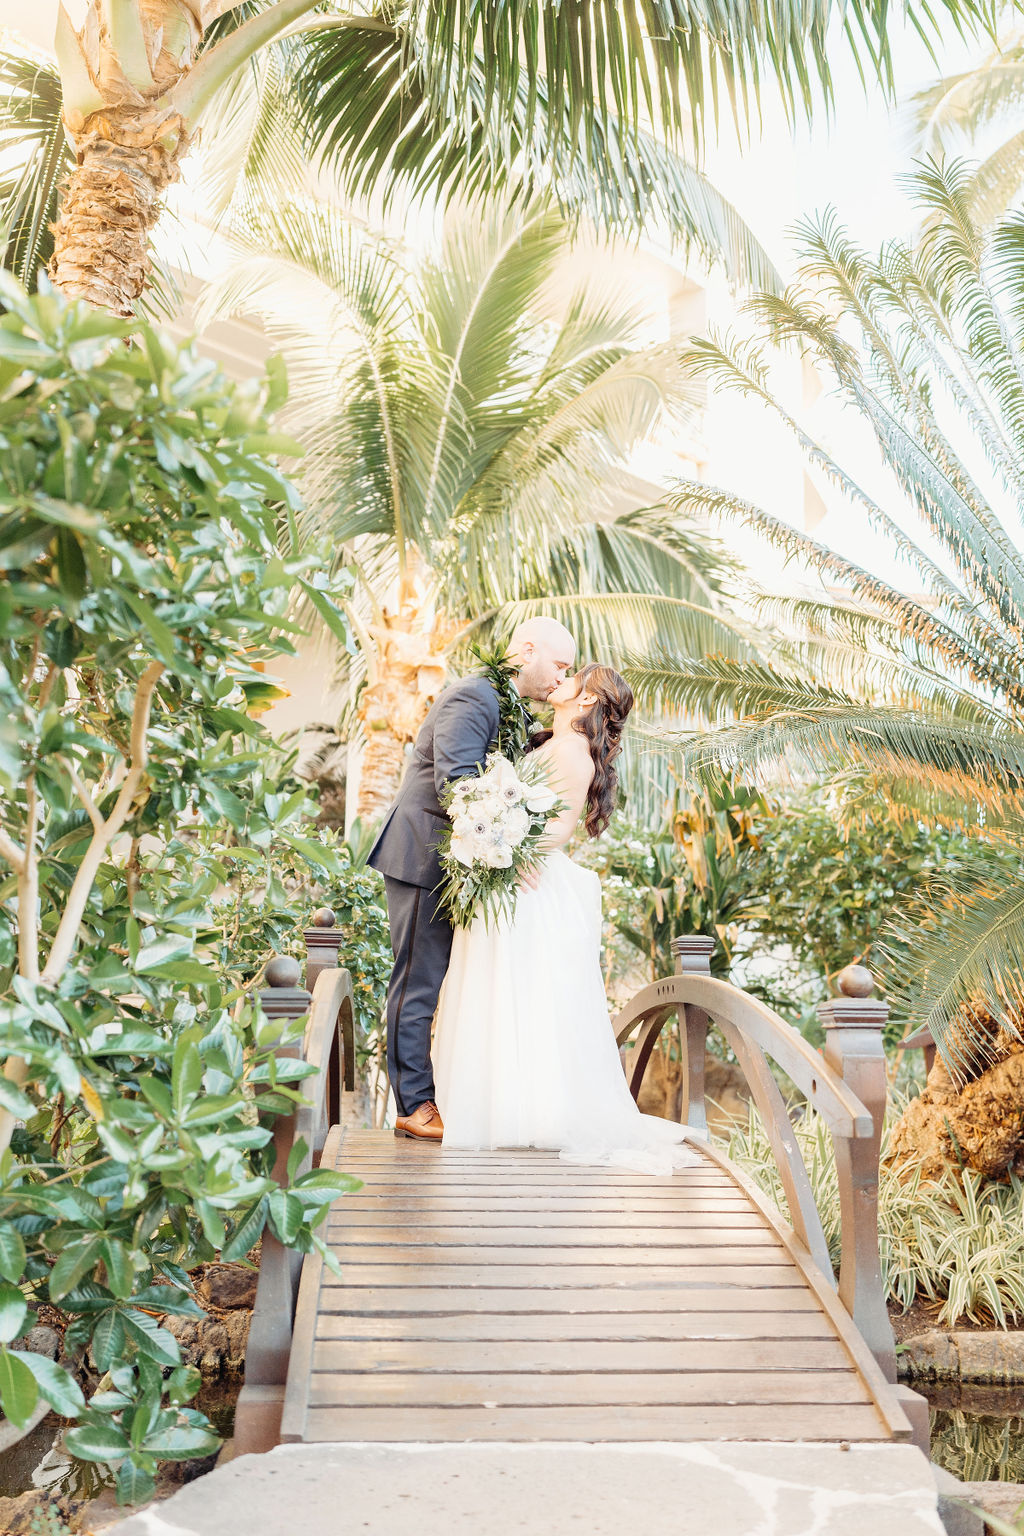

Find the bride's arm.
[{"left": 537, "top": 754, "right": 594, "bottom": 852}]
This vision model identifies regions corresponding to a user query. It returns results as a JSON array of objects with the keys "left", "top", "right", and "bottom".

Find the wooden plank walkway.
[{"left": 281, "top": 1127, "right": 903, "bottom": 1445}]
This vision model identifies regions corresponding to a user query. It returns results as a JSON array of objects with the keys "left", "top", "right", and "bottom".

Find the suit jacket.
[{"left": 366, "top": 674, "right": 500, "bottom": 891}]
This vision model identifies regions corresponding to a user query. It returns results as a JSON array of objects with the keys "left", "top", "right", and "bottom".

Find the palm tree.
[
  {"left": 914, "top": 30, "right": 1024, "bottom": 225},
  {"left": 11, "top": 0, "right": 991, "bottom": 314},
  {"left": 623, "top": 161, "right": 1024, "bottom": 1174},
  {"left": 201, "top": 194, "right": 748, "bottom": 818}
]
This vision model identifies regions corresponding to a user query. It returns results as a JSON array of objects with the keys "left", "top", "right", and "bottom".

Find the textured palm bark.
[
  {"left": 355, "top": 608, "right": 458, "bottom": 822},
  {"left": 49, "top": 109, "right": 187, "bottom": 316},
  {"left": 887, "top": 1046, "right": 1024, "bottom": 1181}
]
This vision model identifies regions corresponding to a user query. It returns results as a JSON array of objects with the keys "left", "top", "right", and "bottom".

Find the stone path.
[{"left": 107, "top": 1442, "right": 945, "bottom": 1536}]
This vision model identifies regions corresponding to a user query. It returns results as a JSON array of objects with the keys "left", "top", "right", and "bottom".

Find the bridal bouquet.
[{"left": 435, "top": 753, "right": 564, "bottom": 929}]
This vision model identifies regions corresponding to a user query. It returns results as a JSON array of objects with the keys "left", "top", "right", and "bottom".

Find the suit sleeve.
[{"left": 431, "top": 680, "right": 500, "bottom": 798}]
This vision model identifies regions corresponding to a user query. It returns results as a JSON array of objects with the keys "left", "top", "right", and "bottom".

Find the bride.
[{"left": 433, "top": 663, "right": 697, "bottom": 1176}]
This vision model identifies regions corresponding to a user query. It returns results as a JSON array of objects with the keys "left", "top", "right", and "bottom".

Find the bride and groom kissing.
[{"left": 366, "top": 616, "right": 695, "bottom": 1175}]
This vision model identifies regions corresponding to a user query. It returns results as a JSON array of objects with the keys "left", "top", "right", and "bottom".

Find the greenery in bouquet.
[
  {"left": 0, "top": 280, "right": 357, "bottom": 1501},
  {"left": 437, "top": 754, "right": 564, "bottom": 929}
]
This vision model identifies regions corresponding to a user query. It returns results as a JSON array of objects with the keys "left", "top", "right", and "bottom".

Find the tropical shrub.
[
  {"left": 724, "top": 1105, "right": 1024, "bottom": 1326},
  {"left": 0, "top": 280, "right": 354, "bottom": 1501}
]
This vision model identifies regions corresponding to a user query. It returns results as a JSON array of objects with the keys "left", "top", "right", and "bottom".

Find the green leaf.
[
  {"left": 140, "top": 1421, "right": 220, "bottom": 1458},
  {"left": 90, "top": 1309, "right": 126, "bottom": 1371},
  {"left": 171, "top": 1039, "right": 202, "bottom": 1115},
  {"left": 116, "top": 1457, "right": 155, "bottom": 1506},
  {"left": 267, "top": 1189, "right": 303, "bottom": 1245},
  {"left": 134, "top": 934, "right": 192, "bottom": 973},
  {"left": 0, "top": 1348, "right": 37, "bottom": 1428},
  {"left": 166, "top": 1363, "right": 201, "bottom": 1407},
  {"left": 0, "top": 1078, "right": 35, "bottom": 1119},
  {"left": 20, "top": 1351, "right": 85, "bottom": 1416},
  {"left": 220, "top": 1196, "right": 267, "bottom": 1263},
  {"left": 120, "top": 1308, "right": 180, "bottom": 1367},
  {"left": 49, "top": 1236, "right": 103, "bottom": 1302},
  {"left": 64, "top": 1421, "right": 131, "bottom": 1462},
  {"left": 0, "top": 1222, "right": 26, "bottom": 1284},
  {"left": 100, "top": 1238, "right": 133, "bottom": 1300},
  {"left": 120, "top": 591, "right": 177, "bottom": 664},
  {"left": 0, "top": 1283, "right": 28, "bottom": 1344}
]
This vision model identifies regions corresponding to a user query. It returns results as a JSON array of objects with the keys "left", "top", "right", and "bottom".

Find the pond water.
[{"left": 922, "top": 1383, "right": 1024, "bottom": 1485}]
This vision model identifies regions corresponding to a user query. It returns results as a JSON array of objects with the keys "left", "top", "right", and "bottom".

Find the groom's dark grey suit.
[{"left": 367, "top": 674, "right": 500, "bottom": 1117}]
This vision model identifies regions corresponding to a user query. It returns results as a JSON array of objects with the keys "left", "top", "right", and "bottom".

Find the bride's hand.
[{"left": 518, "top": 868, "right": 540, "bottom": 891}]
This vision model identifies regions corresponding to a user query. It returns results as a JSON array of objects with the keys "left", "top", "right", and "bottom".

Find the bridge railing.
[
  {"left": 611, "top": 934, "right": 895, "bottom": 1381},
  {"left": 233, "top": 911, "right": 355, "bottom": 1455}
]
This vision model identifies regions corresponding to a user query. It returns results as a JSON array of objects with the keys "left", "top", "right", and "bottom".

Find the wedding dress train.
[{"left": 433, "top": 849, "right": 697, "bottom": 1176}]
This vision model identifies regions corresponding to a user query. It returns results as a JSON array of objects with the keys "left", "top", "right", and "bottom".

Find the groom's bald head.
[{"left": 507, "top": 616, "right": 576, "bottom": 704}]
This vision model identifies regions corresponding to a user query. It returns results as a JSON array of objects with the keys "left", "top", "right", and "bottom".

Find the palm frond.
[
  {"left": 882, "top": 856, "right": 1024, "bottom": 1077},
  {"left": 291, "top": 15, "right": 783, "bottom": 290},
  {"left": 0, "top": 44, "right": 71, "bottom": 288}
]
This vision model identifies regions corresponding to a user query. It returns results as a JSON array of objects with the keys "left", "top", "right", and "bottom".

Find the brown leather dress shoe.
[{"left": 394, "top": 1100, "right": 444, "bottom": 1141}]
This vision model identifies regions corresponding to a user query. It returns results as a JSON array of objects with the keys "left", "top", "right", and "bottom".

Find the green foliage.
[
  {"left": 932, "top": 1410, "right": 1024, "bottom": 1486},
  {"left": 577, "top": 785, "right": 770, "bottom": 986},
  {"left": 0, "top": 278, "right": 356, "bottom": 1498},
  {"left": 626, "top": 161, "right": 1024, "bottom": 1071},
  {"left": 724, "top": 1105, "right": 1024, "bottom": 1326}
]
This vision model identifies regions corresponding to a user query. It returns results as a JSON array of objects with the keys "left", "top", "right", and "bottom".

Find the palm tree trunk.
[
  {"left": 49, "top": 109, "right": 187, "bottom": 315},
  {"left": 355, "top": 609, "right": 453, "bottom": 822},
  {"left": 887, "top": 1046, "right": 1024, "bottom": 1182}
]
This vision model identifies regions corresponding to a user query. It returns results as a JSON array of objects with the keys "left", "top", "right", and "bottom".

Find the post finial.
[
  {"left": 836, "top": 963, "right": 875, "bottom": 999},
  {"left": 265, "top": 955, "right": 302, "bottom": 989},
  {"left": 312, "top": 907, "right": 337, "bottom": 928}
]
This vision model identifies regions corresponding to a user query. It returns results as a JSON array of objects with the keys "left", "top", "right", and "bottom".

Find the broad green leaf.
[
  {"left": 116, "top": 1457, "right": 155, "bottom": 1506},
  {"left": 0, "top": 1283, "right": 28, "bottom": 1343},
  {"left": 49, "top": 1236, "right": 103, "bottom": 1301},
  {"left": 20, "top": 1351, "right": 85, "bottom": 1415},
  {"left": 0, "top": 1348, "right": 37, "bottom": 1428},
  {"left": 100, "top": 1238, "right": 133, "bottom": 1300},
  {"left": 166, "top": 1363, "right": 201, "bottom": 1407},
  {"left": 171, "top": 1040, "right": 202, "bottom": 1115},
  {"left": 90, "top": 1309, "right": 126, "bottom": 1371},
  {"left": 0, "top": 1222, "right": 26, "bottom": 1283},
  {"left": 220, "top": 1197, "right": 267, "bottom": 1263},
  {"left": 120, "top": 590, "right": 177, "bottom": 663},
  {"left": 267, "top": 1189, "right": 303, "bottom": 1245},
  {"left": 140, "top": 1421, "right": 220, "bottom": 1458},
  {"left": 120, "top": 1309, "right": 180, "bottom": 1367},
  {"left": 64, "top": 1420, "right": 131, "bottom": 1462}
]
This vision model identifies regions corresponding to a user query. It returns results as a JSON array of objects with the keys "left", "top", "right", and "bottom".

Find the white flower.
[
  {"left": 470, "top": 817, "right": 490, "bottom": 839},
  {"left": 500, "top": 782, "right": 523, "bottom": 804},
  {"left": 476, "top": 794, "right": 506, "bottom": 821},
  {"left": 502, "top": 807, "right": 530, "bottom": 845},
  {"left": 525, "top": 784, "right": 557, "bottom": 813},
  {"left": 485, "top": 841, "right": 513, "bottom": 868},
  {"left": 489, "top": 755, "right": 518, "bottom": 787},
  {"left": 452, "top": 815, "right": 476, "bottom": 838},
  {"left": 450, "top": 836, "right": 477, "bottom": 867}
]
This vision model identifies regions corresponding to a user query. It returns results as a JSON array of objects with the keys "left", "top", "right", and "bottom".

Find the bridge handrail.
[
  {"left": 611, "top": 936, "right": 895, "bottom": 1381},
  {"left": 233, "top": 916, "right": 356, "bottom": 1456}
]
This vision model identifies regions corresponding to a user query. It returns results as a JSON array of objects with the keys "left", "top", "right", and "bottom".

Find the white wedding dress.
[{"left": 433, "top": 847, "right": 698, "bottom": 1176}]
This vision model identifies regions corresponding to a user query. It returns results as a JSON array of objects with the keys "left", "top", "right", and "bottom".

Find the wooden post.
[
  {"left": 671, "top": 936, "right": 714, "bottom": 1138},
  {"left": 232, "top": 955, "right": 311, "bottom": 1457},
  {"left": 817, "top": 964, "right": 896, "bottom": 1381},
  {"left": 304, "top": 907, "right": 341, "bottom": 994}
]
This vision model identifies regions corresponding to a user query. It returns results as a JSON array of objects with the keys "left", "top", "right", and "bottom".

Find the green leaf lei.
[{"left": 470, "top": 644, "right": 538, "bottom": 760}]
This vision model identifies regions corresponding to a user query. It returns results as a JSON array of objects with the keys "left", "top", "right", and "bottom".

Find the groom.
[{"left": 367, "top": 617, "right": 577, "bottom": 1141}]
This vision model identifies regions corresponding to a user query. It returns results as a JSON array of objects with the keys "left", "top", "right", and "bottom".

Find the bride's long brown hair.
[{"left": 528, "top": 663, "right": 634, "bottom": 837}]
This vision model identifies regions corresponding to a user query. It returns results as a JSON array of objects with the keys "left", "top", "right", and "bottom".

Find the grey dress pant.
[{"left": 382, "top": 875, "right": 454, "bottom": 1117}]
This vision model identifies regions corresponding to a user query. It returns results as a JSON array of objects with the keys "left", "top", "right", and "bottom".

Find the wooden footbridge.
[{"left": 233, "top": 925, "right": 927, "bottom": 1457}]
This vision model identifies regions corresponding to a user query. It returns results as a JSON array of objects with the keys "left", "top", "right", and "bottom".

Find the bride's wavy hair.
[{"left": 529, "top": 663, "right": 634, "bottom": 837}]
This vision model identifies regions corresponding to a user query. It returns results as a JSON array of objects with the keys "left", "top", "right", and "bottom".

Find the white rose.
[
  {"left": 477, "top": 794, "right": 505, "bottom": 821},
  {"left": 525, "top": 784, "right": 557, "bottom": 812},
  {"left": 490, "top": 755, "right": 518, "bottom": 787},
  {"left": 502, "top": 808, "right": 530, "bottom": 845},
  {"left": 485, "top": 842, "right": 513, "bottom": 868},
  {"left": 452, "top": 815, "right": 476, "bottom": 838},
  {"left": 449, "top": 835, "right": 477, "bottom": 867}
]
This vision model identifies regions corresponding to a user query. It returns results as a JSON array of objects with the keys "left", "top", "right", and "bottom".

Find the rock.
[
  {"left": 954, "top": 1332, "right": 1024, "bottom": 1385},
  {"left": 899, "top": 1330, "right": 959, "bottom": 1380},
  {"left": 164, "top": 1310, "right": 250, "bottom": 1376},
  {"left": 14, "top": 1324, "right": 60, "bottom": 1358},
  {"left": 960, "top": 1482, "right": 1024, "bottom": 1535},
  {"left": 202, "top": 1265, "right": 258, "bottom": 1312},
  {"left": 932, "top": 1466, "right": 984, "bottom": 1536}
]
